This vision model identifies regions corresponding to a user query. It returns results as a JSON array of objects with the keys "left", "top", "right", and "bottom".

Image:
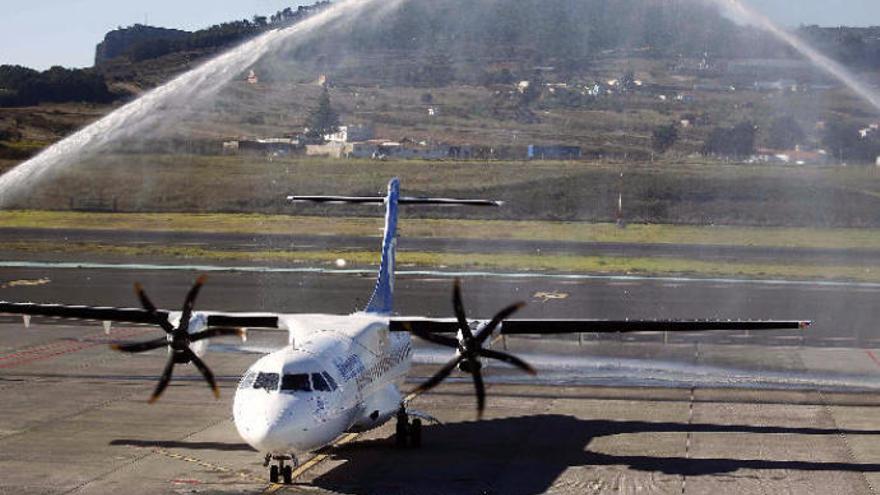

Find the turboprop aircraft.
[{"left": 0, "top": 178, "right": 810, "bottom": 484}]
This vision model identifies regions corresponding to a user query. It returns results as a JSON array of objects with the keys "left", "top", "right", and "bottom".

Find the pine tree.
[{"left": 304, "top": 87, "right": 340, "bottom": 142}]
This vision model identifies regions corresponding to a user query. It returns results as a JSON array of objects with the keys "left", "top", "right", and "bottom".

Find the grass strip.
[
  {"left": 4, "top": 210, "right": 880, "bottom": 251},
  {"left": 0, "top": 241, "right": 877, "bottom": 283}
]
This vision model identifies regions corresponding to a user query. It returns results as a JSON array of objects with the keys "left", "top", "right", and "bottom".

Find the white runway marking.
[{"left": 1, "top": 260, "right": 880, "bottom": 289}]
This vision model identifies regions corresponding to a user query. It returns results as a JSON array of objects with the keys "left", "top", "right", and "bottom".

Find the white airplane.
[{"left": 0, "top": 178, "right": 810, "bottom": 484}]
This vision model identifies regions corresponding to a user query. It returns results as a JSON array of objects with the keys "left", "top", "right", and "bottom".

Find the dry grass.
[
  {"left": 5, "top": 210, "right": 880, "bottom": 251},
  {"left": 2, "top": 240, "right": 877, "bottom": 283}
]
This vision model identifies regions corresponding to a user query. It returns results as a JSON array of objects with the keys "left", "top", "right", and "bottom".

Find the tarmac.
[
  {"left": 3, "top": 321, "right": 880, "bottom": 494},
  {"left": 3, "top": 248, "right": 880, "bottom": 493}
]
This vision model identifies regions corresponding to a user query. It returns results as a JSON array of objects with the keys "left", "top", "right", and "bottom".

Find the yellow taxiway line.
[{"left": 262, "top": 432, "right": 361, "bottom": 494}]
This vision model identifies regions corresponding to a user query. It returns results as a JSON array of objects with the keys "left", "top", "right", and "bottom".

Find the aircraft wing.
[
  {"left": 0, "top": 301, "right": 281, "bottom": 329},
  {"left": 390, "top": 318, "right": 810, "bottom": 334}
]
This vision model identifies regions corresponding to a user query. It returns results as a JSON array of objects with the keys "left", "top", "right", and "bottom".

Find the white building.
[{"left": 324, "top": 125, "right": 375, "bottom": 143}]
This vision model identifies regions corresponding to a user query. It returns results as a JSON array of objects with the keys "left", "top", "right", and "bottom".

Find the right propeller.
[{"left": 411, "top": 278, "right": 535, "bottom": 419}]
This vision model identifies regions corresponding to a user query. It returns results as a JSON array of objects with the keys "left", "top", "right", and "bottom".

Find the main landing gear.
[
  {"left": 395, "top": 407, "right": 422, "bottom": 448},
  {"left": 264, "top": 454, "right": 298, "bottom": 484}
]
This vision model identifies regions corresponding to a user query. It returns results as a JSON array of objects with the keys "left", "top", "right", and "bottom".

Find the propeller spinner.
[
  {"left": 411, "top": 279, "right": 535, "bottom": 419},
  {"left": 111, "top": 275, "right": 243, "bottom": 403}
]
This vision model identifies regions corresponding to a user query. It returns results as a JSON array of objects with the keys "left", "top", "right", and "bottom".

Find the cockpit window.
[
  {"left": 312, "top": 372, "right": 332, "bottom": 392},
  {"left": 281, "top": 374, "right": 311, "bottom": 392},
  {"left": 238, "top": 371, "right": 257, "bottom": 390},
  {"left": 253, "top": 372, "right": 279, "bottom": 391},
  {"left": 322, "top": 372, "right": 338, "bottom": 391}
]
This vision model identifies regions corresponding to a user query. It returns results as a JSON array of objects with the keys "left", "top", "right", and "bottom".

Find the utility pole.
[{"left": 616, "top": 171, "right": 626, "bottom": 228}]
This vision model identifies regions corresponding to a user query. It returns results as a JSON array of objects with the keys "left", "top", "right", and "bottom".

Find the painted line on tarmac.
[
  {"left": 153, "top": 448, "right": 266, "bottom": 485},
  {"left": 262, "top": 432, "right": 360, "bottom": 494},
  {"left": 866, "top": 350, "right": 880, "bottom": 369},
  {"left": 2, "top": 260, "right": 880, "bottom": 289}
]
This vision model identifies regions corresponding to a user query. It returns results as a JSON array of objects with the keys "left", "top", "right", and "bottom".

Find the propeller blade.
[
  {"left": 452, "top": 279, "right": 474, "bottom": 340},
  {"left": 414, "top": 355, "right": 463, "bottom": 394},
  {"left": 476, "top": 301, "right": 526, "bottom": 345},
  {"left": 190, "top": 327, "right": 245, "bottom": 343},
  {"left": 149, "top": 355, "right": 176, "bottom": 404},
  {"left": 178, "top": 275, "right": 207, "bottom": 332},
  {"left": 409, "top": 326, "right": 459, "bottom": 349},
  {"left": 479, "top": 348, "right": 537, "bottom": 375},
  {"left": 473, "top": 366, "right": 486, "bottom": 420},
  {"left": 111, "top": 337, "right": 169, "bottom": 354},
  {"left": 185, "top": 348, "right": 220, "bottom": 399},
  {"left": 134, "top": 283, "right": 175, "bottom": 334}
]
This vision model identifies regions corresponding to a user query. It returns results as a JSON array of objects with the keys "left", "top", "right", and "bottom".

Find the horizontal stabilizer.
[{"left": 288, "top": 195, "right": 501, "bottom": 207}]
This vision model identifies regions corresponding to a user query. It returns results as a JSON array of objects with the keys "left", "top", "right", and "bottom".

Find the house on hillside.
[
  {"left": 527, "top": 145, "right": 582, "bottom": 160},
  {"left": 306, "top": 141, "right": 351, "bottom": 158},
  {"left": 324, "top": 124, "right": 374, "bottom": 143},
  {"left": 753, "top": 147, "right": 828, "bottom": 165},
  {"left": 349, "top": 140, "right": 455, "bottom": 160},
  {"left": 754, "top": 79, "right": 798, "bottom": 92},
  {"left": 223, "top": 138, "right": 301, "bottom": 156}
]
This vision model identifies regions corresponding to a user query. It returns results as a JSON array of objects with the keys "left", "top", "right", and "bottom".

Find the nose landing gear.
[
  {"left": 394, "top": 407, "right": 423, "bottom": 448},
  {"left": 264, "top": 454, "right": 298, "bottom": 484}
]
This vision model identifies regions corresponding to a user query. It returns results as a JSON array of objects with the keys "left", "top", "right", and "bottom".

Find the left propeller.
[{"left": 111, "top": 275, "right": 243, "bottom": 403}]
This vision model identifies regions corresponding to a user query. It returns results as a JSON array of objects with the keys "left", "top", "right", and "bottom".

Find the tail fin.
[
  {"left": 288, "top": 177, "right": 501, "bottom": 315},
  {"left": 364, "top": 178, "right": 400, "bottom": 314}
]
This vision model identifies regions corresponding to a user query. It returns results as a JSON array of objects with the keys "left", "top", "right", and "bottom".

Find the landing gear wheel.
[
  {"left": 409, "top": 418, "right": 422, "bottom": 448},
  {"left": 269, "top": 465, "right": 279, "bottom": 484},
  {"left": 282, "top": 465, "right": 293, "bottom": 484},
  {"left": 395, "top": 408, "right": 409, "bottom": 448}
]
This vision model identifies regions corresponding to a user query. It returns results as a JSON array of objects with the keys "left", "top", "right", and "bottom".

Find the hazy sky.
[{"left": 1, "top": 0, "right": 879, "bottom": 70}]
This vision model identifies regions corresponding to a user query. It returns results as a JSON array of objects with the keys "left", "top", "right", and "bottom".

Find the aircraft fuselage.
[{"left": 233, "top": 313, "right": 413, "bottom": 455}]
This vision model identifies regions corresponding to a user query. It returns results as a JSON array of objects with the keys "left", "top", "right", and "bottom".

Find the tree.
[
  {"left": 767, "top": 116, "right": 805, "bottom": 150},
  {"left": 304, "top": 87, "right": 340, "bottom": 142},
  {"left": 620, "top": 70, "right": 636, "bottom": 91},
  {"left": 652, "top": 123, "right": 679, "bottom": 154},
  {"left": 703, "top": 121, "right": 757, "bottom": 159},
  {"left": 822, "top": 121, "right": 880, "bottom": 163}
]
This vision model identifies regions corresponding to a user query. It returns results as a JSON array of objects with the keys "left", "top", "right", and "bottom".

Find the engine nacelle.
[{"left": 166, "top": 312, "right": 210, "bottom": 357}]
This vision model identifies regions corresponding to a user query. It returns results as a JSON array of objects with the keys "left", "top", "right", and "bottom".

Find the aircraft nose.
[{"left": 234, "top": 394, "right": 315, "bottom": 453}]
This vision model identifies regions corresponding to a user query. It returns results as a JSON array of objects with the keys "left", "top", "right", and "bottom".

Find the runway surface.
[
  {"left": 3, "top": 323, "right": 880, "bottom": 494},
  {"left": 1, "top": 263, "right": 878, "bottom": 346}
]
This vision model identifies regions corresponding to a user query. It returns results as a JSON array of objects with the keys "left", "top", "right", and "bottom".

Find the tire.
[
  {"left": 282, "top": 465, "right": 293, "bottom": 484},
  {"left": 410, "top": 418, "right": 422, "bottom": 448},
  {"left": 395, "top": 415, "right": 409, "bottom": 448},
  {"left": 269, "top": 465, "right": 279, "bottom": 484}
]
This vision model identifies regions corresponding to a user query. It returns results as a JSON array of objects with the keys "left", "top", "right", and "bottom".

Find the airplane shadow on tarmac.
[{"left": 311, "top": 414, "right": 880, "bottom": 495}]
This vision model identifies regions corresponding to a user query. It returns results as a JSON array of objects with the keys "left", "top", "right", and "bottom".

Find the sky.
[{"left": 0, "top": 0, "right": 879, "bottom": 70}]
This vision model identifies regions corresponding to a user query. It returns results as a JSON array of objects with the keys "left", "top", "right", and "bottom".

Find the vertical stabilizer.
[
  {"left": 286, "top": 177, "right": 501, "bottom": 315},
  {"left": 364, "top": 178, "right": 399, "bottom": 314}
]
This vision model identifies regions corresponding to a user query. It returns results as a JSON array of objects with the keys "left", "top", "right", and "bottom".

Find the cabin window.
[
  {"left": 281, "top": 373, "right": 311, "bottom": 392},
  {"left": 322, "top": 371, "right": 338, "bottom": 391},
  {"left": 253, "top": 372, "right": 279, "bottom": 391},
  {"left": 312, "top": 372, "right": 332, "bottom": 392}
]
